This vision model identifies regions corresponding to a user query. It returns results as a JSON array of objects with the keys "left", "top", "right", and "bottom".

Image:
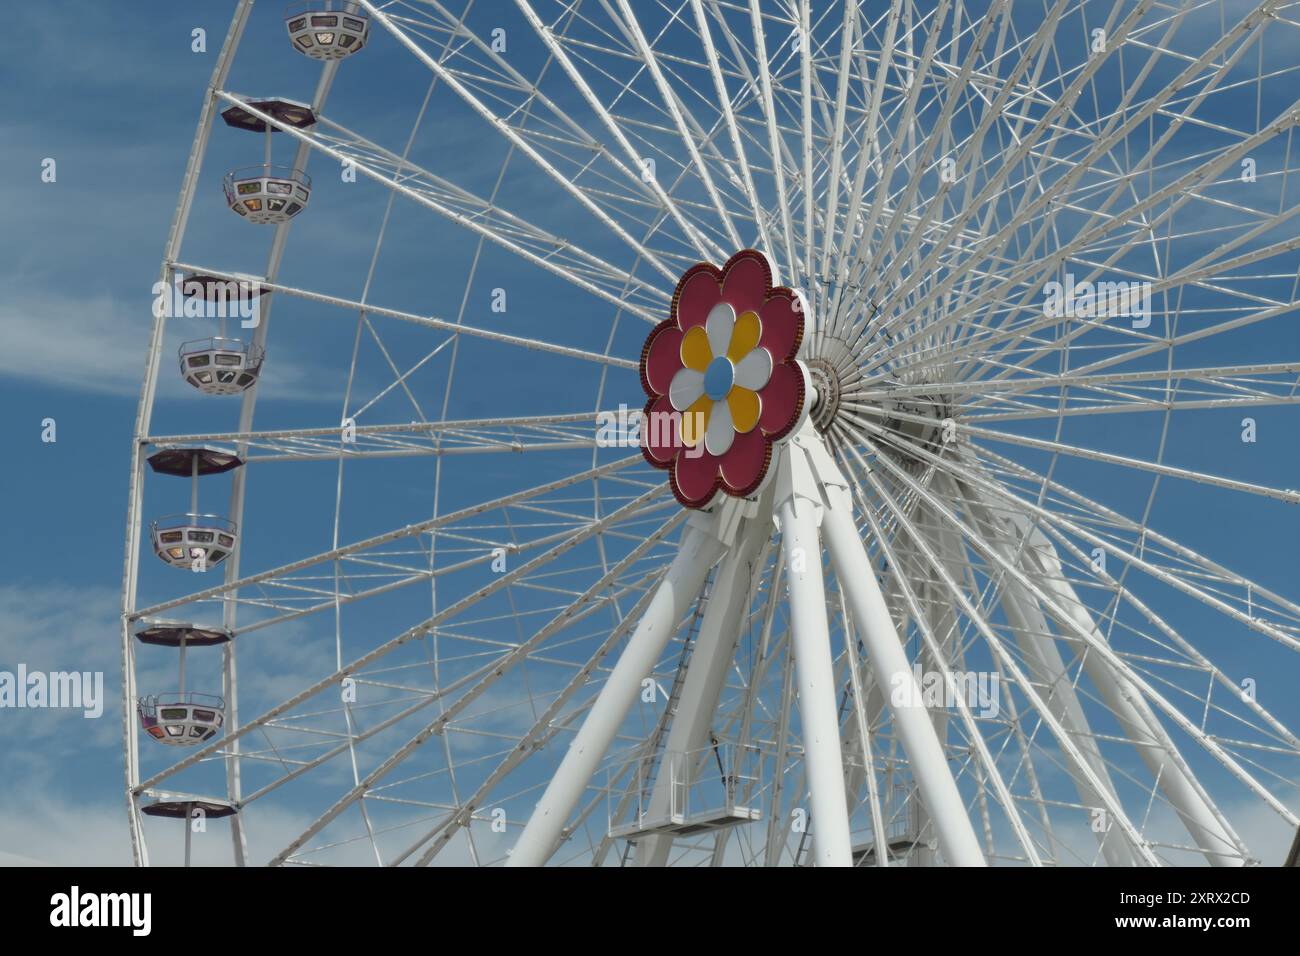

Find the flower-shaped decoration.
[{"left": 640, "top": 249, "right": 807, "bottom": 509}]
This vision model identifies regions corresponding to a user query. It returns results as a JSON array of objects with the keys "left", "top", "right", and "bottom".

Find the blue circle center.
[{"left": 704, "top": 356, "right": 735, "bottom": 401}]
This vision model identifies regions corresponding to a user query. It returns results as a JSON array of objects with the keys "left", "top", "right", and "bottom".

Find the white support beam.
[
  {"left": 1011, "top": 512, "right": 1247, "bottom": 867},
  {"left": 956, "top": 478, "right": 1139, "bottom": 867},
  {"left": 508, "top": 517, "right": 725, "bottom": 865},
  {"left": 776, "top": 491, "right": 853, "bottom": 867},
  {"left": 637, "top": 503, "right": 772, "bottom": 866},
  {"left": 811, "top": 431, "right": 986, "bottom": 866}
]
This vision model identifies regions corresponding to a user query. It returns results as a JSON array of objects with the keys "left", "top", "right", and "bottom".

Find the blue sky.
[
  {"left": 0, "top": 0, "right": 647, "bottom": 865},
  {"left": 1, "top": 0, "right": 1298, "bottom": 866}
]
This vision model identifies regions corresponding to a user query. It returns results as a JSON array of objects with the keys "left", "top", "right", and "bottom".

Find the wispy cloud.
[{"left": 0, "top": 277, "right": 340, "bottom": 403}]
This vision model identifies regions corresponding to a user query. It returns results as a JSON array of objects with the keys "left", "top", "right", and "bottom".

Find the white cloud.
[{"left": 0, "top": 278, "right": 345, "bottom": 403}]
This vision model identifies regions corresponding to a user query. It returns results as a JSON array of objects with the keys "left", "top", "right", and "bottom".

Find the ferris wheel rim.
[{"left": 122, "top": 0, "right": 1300, "bottom": 867}]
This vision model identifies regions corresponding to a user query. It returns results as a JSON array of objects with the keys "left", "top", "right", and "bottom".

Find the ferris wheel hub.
[{"left": 805, "top": 357, "right": 842, "bottom": 432}]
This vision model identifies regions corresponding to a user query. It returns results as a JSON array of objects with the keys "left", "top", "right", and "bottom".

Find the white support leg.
[
  {"left": 958, "top": 472, "right": 1244, "bottom": 865},
  {"left": 908, "top": 515, "right": 950, "bottom": 868},
  {"left": 507, "top": 517, "right": 725, "bottom": 866},
  {"left": 818, "top": 471, "right": 986, "bottom": 866},
  {"left": 956, "top": 480, "right": 1139, "bottom": 867},
  {"left": 637, "top": 505, "right": 771, "bottom": 866},
  {"left": 1020, "top": 523, "right": 1246, "bottom": 867},
  {"left": 776, "top": 493, "right": 854, "bottom": 867}
]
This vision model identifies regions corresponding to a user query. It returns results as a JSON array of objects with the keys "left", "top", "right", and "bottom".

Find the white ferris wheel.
[{"left": 121, "top": 0, "right": 1300, "bottom": 867}]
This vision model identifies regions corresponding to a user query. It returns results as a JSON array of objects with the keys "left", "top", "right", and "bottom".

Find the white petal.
[
  {"left": 734, "top": 347, "right": 773, "bottom": 390},
  {"left": 705, "top": 302, "right": 735, "bottom": 359},
  {"left": 704, "top": 398, "right": 734, "bottom": 456},
  {"left": 668, "top": 368, "right": 705, "bottom": 411}
]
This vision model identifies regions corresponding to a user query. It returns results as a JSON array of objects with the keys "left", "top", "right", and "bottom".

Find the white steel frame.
[{"left": 123, "top": 0, "right": 1300, "bottom": 867}]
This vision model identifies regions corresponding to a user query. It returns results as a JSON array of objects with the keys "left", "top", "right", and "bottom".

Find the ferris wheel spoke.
[
  {"left": 837, "top": 432, "right": 1162, "bottom": 863},
  {"left": 140, "top": 482, "right": 677, "bottom": 802},
  {"left": 871, "top": 5, "right": 1071, "bottom": 341},
  {"left": 1044, "top": 295, "right": 1300, "bottom": 387},
  {"left": 863, "top": 361, "right": 1300, "bottom": 403},
  {"left": 133, "top": 454, "right": 646, "bottom": 620},
  {"left": 966, "top": 14, "right": 1281, "bottom": 331},
  {"left": 823, "top": 0, "right": 898, "bottom": 334},
  {"left": 612, "top": 0, "right": 745, "bottom": 252},
  {"left": 271, "top": 509, "right": 687, "bottom": 866},
  {"left": 956, "top": 363, "right": 1300, "bottom": 422},
  {"left": 865, "top": 415, "right": 1300, "bottom": 656},
  {"left": 795, "top": 0, "right": 815, "bottom": 290},
  {"left": 688, "top": 0, "right": 775, "bottom": 256},
  {"left": 841, "top": 458, "right": 1045, "bottom": 864},
  {"left": 223, "top": 515, "right": 665, "bottom": 637},
  {"left": 841, "top": 428, "right": 1250, "bottom": 863},
  {"left": 397, "top": 563, "right": 674, "bottom": 866},
  {"left": 869, "top": 436, "right": 1299, "bottom": 852},
  {"left": 936, "top": 1, "right": 1224, "bottom": 324},
  {"left": 698, "top": 1, "right": 843, "bottom": 265},
  {"left": 861, "top": 402, "right": 1300, "bottom": 504},
  {"left": 863, "top": 3, "right": 1279, "bottom": 367},
  {"left": 942, "top": 230, "right": 1299, "bottom": 382},
  {"left": 173, "top": 259, "right": 646, "bottom": 368},
  {"left": 205, "top": 96, "right": 671, "bottom": 319},
  {"left": 947, "top": 98, "right": 1300, "bottom": 384},
  {"left": 145, "top": 413, "right": 614, "bottom": 463},
  {"left": 846, "top": 0, "right": 955, "bottom": 304},
  {"left": 971, "top": 444, "right": 1300, "bottom": 643},
  {"left": 856, "top": 0, "right": 1011, "bottom": 303},
  {"left": 356, "top": 0, "right": 711, "bottom": 280},
  {"left": 746, "top": 0, "right": 800, "bottom": 282},
  {"left": 512, "top": 0, "right": 731, "bottom": 262},
  {"left": 851, "top": 0, "right": 1161, "bottom": 348}
]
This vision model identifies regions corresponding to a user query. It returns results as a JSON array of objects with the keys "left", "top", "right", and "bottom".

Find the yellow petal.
[
  {"left": 728, "top": 387, "right": 761, "bottom": 434},
  {"left": 727, "top": 310, "right": 762, "bottom": 362},
  {"left": 680, "top": 395, "right": 712, "bottom": 447},
  {"left": 680, "top": 325, "right": 713, "bottom": 372}
]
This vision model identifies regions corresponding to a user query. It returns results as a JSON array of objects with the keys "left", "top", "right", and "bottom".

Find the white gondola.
[
  {"left": 150, "top": 515, "right": 238, "bottom": 570},
  {"left": 179, "top": 336, "right": 264, "bottom": 395},
  {"left": 137, "top": 692, "right": 226, "bottom": 746},
  {"left": 221, "top": 98, "right": 316, "bottom": 224},
  {"left": 285, "top": 1, "right": 370, "bottom": 60},
  {"left": 223, "top": 163, "right": 312, "bottom": 224},
  {"left": 137, "top": 612, "right": 228, "bottom": 755},
  {"left": 147, "top": 448, "right": 242, "bottom": 570}
]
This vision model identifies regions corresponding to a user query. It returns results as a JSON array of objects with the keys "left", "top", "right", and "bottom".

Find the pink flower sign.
[{"left": 640, "top": 249, "right": 807, "bottom": 509}]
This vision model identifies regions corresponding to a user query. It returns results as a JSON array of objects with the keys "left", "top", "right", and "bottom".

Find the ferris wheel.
[{"left": 120, "top": 0, "right": 1300, "bottom": 867}]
